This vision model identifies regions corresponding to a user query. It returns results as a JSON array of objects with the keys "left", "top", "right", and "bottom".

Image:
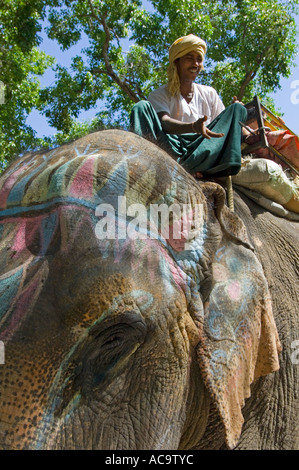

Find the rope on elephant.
[{"left": 226, "top": 175, "right": 234, "bottom": 211}]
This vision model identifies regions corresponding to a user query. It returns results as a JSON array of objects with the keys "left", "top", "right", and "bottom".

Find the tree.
[
  {"left": 199, "top": 0, "right": 299, "bottom": 104},
  {"left": 41, "top": 0, "right": 299, "bottom": 132},
  {"left": 1, "top": 0, "right": 298, "bottom": 169},
  {"left": 0, "top": 0, "right": 54, "bottom": 168},
  {"left": 40, "top": 0, "right": 157, "bottom": 133}
]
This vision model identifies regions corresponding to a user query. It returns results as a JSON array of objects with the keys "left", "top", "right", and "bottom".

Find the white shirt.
[{"left": 148, "top": 83, "right": 225, "bottom": 126}]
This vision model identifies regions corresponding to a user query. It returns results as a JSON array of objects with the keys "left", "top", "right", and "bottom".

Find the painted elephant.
[{"left": 0, "top": 130, "right": 297, "bottom": 450}]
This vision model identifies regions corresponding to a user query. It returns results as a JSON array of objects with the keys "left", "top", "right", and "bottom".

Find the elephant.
[{"left": 0, "top": 129, "right": 298, "bottom": 450}]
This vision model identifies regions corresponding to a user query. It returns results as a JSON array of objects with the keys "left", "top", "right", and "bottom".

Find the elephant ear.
[{"left": 197, "top": 182, "right": 281, "bottom": 449}]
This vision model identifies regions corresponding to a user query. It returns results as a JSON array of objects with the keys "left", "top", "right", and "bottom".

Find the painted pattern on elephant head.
[
  {"left": 0, "top": 131, "right": 208, "bottom": 449},
  {"left": 0, "top": 130, "right": 281, "bottom": 450}
]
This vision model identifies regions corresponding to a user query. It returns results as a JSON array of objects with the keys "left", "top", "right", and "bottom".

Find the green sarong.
[{"left": 130, "top": 100, "right": 247, "bottom": 177}]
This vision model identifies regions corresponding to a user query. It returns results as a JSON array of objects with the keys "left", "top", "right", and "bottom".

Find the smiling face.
[{"left": 175, "top": 50, "right": 204, "bottom": 82}]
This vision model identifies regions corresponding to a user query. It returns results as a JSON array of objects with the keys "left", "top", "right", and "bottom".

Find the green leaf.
[{"left": 1, "top": 0, "right": 299, "bottom": 171}]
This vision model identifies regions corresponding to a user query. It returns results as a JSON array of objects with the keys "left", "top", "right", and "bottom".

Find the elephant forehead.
[
  {"left": 0, "top": 130, "right": 202, "bottom": 215},
  {"left": 0, "top": 214, "right": 190, "bottom": 344},
  {"left": 0, "top": 129, "right": 207, "bottom": 278},
  {"left": 0, "top": 130, "right": 207, "bottom": 346},
  {"left": 0, "top": 196, "right": 205, "bottom": 345},
  {"left": 56, "top": 234, "right": 190, "bottom": 311}
]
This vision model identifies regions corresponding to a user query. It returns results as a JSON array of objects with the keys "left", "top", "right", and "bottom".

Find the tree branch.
[
  {"left": 237, "top": 70, "right": 257, "bottom": 100},
  {"left": 125, "top": 77, "right": 148, "bottom": 101},
  {"left": 86, "top": 0, "right": 103, "bottom": 23},
  {"left": 87, "top": 0, "right": 140, "bottom": 103},
  {"left": 238, "top": 44, "right": 273, "bottom": 99},
  {"left": 242, "top": 23, "right": 249, "bottom": 73},
  {"left": 90, "top": 67, "right": 109, "bottom": 75}
]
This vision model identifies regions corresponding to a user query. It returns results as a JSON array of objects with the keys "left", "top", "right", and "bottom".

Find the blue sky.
[{"left": 27, "top": 11, "right": 299, "bottom": 137}]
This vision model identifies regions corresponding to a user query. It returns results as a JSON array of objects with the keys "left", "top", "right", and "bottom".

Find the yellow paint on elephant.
[
  {"left": 125, "top": 168, "right": 157, "bottom": 207},
  {"left": 21, "top": 157, "right": 73, "bottom": 205}
]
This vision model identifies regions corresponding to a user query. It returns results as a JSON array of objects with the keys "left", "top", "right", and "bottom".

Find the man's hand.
[
  {"left": 193, "top": 115, "right": 225, "bottom": 139},
  {"left": 232, "top": 95, "right": 244, "bottom": 105}
]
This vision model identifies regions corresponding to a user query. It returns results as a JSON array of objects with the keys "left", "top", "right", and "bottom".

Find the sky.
[{"left": 26, "top": 10, "right": 299, "bottom": 137}]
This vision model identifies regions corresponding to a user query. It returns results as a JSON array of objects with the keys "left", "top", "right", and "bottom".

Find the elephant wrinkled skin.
[{"left": 0, "top": 130, "right": 297, "bottom": 450}]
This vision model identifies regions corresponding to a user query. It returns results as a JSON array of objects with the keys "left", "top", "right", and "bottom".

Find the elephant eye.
[
  {"left": 101, "top": 331, "right": 125, "bottom": 349},
  {"left": 97, "top": 327, "right": 129, "bottom": 364},
  {"left": 82, "top": 316, "right": 147, "bottom": 390}
]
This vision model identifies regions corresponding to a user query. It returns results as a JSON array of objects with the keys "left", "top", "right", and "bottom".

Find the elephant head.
[{"left": 0, "top": 130, "right": 281, "bottom": 450}]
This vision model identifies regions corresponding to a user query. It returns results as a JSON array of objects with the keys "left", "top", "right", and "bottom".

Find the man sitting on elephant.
[{"left": 130, "top": 34, "right": 249, "bottom": 178}]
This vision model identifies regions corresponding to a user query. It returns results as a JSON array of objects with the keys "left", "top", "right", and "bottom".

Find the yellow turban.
[{"left": 167, "top": 34, "right": 207, "bottom": 96}]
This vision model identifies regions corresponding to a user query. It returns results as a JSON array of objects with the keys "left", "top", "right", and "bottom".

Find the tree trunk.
[{"left": 237, "top": 70, "right": 257, "bottom": 101}]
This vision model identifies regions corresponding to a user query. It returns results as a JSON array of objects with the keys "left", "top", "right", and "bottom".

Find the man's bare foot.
[{"left": 193, "top": 171, "right": 203, "bottom": 179}]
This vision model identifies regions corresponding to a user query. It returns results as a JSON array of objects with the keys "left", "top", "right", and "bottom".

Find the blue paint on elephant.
[
  {"left": 227, "top": 256, "right": 243, "bottom": 274},
  {"left": 0, "top": 268, "right": 23, "bottom": 320},
  {"left": 40, "top": 212, "right": 59, "bottom": 256},
  {"left": 0, "top": 197, "right": 97, "bottom": 218},
  {"left": 210, "top": 349, "right": 228, "bottom": 380}
]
